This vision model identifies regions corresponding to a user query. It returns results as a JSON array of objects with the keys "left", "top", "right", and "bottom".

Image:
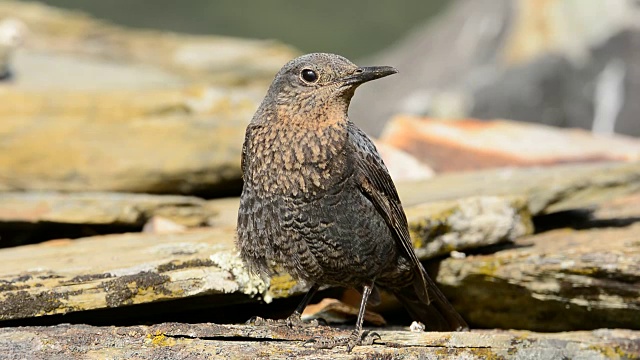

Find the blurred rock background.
[
  {"left": 18, "top": 0, "right": 640, "bottom": 137},
  {"left": 15, "top": 0, "right": 449, "bottom": 59},
  {"left": 1, "top": 1, "right": 639, "bottom": 358},
  {"left": 352, "top": 0, "right": 640, "bottom": 137}
]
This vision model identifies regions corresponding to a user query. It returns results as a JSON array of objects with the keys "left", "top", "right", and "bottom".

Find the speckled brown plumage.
[{"left": 236, "top": 53, "right": 467, "bottom": 350}]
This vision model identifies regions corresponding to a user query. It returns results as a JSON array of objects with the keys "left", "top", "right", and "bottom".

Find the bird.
[{"left": 236, "top": 53, "right": 468, "bottom": 351}]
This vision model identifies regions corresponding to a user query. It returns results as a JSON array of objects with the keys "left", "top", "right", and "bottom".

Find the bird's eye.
[{"left": 300, "top": 69, "right": 318, "bottom": 83}]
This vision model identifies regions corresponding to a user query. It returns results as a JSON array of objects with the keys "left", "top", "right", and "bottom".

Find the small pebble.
[{"left": 410, "top": 321, "right": 425, "bottom": 332}]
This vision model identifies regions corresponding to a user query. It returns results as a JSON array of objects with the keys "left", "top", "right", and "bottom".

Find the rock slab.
[
  {"left": 0, "top": 1, "right": 299, "bottom": 195},
  {"left": 350, "top": 0, "right": 640, "bottom": 138},
  {"left": 380, "top": 116, "right": 640, "bottom": 172},
  {"left": 0, "top": 162, "right": 637, "bottom": 331},
  {"left": 438, "top": 222, "right": 640, "bottom": 331},
  {"left": 0, "top": 192, "right": 217, "bottom": 227},
  {"left": 0, "top": 323, "right": 637, "bottom": 360}
]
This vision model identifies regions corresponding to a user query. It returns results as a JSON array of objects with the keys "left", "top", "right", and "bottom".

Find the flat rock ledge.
[
  {"left": 438, "top": 222, "right": 640, "bottom": 331},
  {"left": 0, "top": 192, "right": 217, "bottom": 227},
  {"left": 0, "top": 323, "right": 637, "bottom": 360}
]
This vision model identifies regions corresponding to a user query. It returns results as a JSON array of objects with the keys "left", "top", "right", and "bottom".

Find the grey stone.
[
  {"left": 0, "top": 323, "right": 637, "bottom": 359},
  {"left": 438, "top": 222, "right": 640, "bottom": 331},
  {"left": 350, "top": 0, "right": 640, "bottom": 138}
]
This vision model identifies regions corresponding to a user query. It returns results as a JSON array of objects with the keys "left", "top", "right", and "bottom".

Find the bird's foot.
[
  {"left": 303, "top": 330, "right": 380, "bottom": 352},
  {"left": 247, "top": 311, "right": 325, "bottom": 328}
]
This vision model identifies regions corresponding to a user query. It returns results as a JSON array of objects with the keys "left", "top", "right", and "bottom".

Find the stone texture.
[
  {"left": 0, "top": 162, "right": 635, "bottom": 325},
  {"left": 0, "top": 226, "right": 320, "bottom": 322},
  {"left": 406, "top": 195, "right": 532, "bottom": 259},
  {"left": 2, "top": 162, "right": 635, "bottom": 324},
  {"left": 438, "top": 222, "right": 640, "bottom": 331},
  {"left": 380, "top": 116, "right": 640, "bottom": 172},
  {"left": 0, "top": 192, "right": 217, "bottom": 227},
  {"left": 0, "top": 323, "right": 637, "bottom": 359},
  {"left": 142, "top": 216, "right": 187, "bottom": 234},
  {"left": 0, "top": 229, "right": 249, "bottom": 321},
  {"left": 591, "top": 193, "right": 640, "bottom": 222},
  {"left": 0, "top": 1, "right": 299, "bottom": 195},
  {"left": 0, "top": 83, "right": 257, "bottom": 196},
  {"left": 372, "top": 140, "right": 434, "bottom": 182},
  {"left": 396, "top": 161, "right": 640, "bottom": 214},
  {"left": 0, "top": 195, "right": 527, "bottom": 322},
  {"left": 350, "top": 0, "right": 640, "bottom": 138}
]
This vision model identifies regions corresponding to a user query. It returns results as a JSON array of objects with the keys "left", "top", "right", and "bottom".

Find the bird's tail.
[{"left": 391, "top": 269, "right": 469, "bottom": 331}]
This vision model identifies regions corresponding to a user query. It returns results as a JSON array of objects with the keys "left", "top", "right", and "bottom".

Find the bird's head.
[{"left": 261, "top": 53, "right": 397, "bottom": 123}]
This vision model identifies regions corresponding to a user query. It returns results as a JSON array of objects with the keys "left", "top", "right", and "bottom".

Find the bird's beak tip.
[
  {"left": 345, "top": 65, "right": 398, "bottom": 86},
  {"left": 363, "top": 66, "right": 398, "bottom": 79}
]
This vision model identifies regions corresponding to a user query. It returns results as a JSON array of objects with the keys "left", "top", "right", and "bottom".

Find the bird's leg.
[
  {"left": 285, "top": 283, "right": 322, "bottom": 327},
  {"left": 304, "top": 281, "right": 380, "bottom": 352},
  {"left": 247, "top": 283, "right": 321, "bottom": 328}
]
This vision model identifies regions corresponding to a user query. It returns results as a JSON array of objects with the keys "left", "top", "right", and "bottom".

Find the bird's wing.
[
  {"left": 241, "top": 123, "right": 260, "bottom": 177},
  {"left": 347, "top": 122, "right": 430, "bottom": 302}
]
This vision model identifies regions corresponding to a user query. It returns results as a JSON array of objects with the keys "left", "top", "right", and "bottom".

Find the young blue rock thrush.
[{"left": 237, "top": 53, "right": 468, "bottom": 351}]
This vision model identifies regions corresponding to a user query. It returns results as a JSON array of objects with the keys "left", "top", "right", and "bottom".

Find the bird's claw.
[
  {"left": 303, "top": 330, "right": 380, "bottom": 352},
  {"left": 285, "top": 312, "right": 315, "bottom": 328},
  {"left": 362, "top": 331, "right": 381, "bottom": 345}
]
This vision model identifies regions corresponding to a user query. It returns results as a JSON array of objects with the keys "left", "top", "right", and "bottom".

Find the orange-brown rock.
[{"left": 380, "top": 116, "right": 640, "bottom": 173}]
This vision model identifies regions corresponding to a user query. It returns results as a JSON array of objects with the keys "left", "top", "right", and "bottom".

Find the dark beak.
[{"left": 342, "top": 66, "right": 398, "bottom": 86}]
